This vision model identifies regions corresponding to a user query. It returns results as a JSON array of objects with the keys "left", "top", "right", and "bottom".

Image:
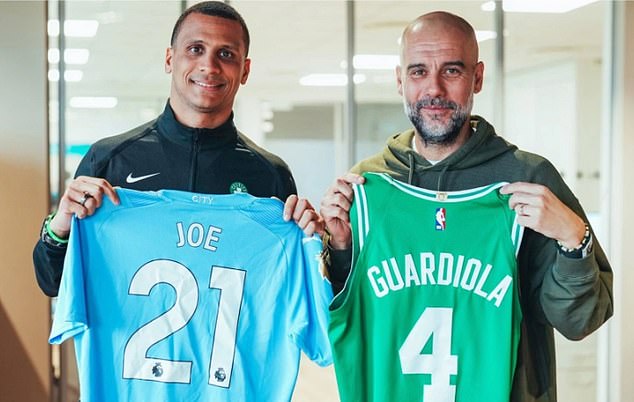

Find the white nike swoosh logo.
[{"left": 126, "top": 172, "right": 160, "bottom": 184}]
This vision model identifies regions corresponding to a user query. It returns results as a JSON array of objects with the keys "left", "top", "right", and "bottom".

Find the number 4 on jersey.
[{"left": 399, "top": 307, "right": 458, "bottom": 402}]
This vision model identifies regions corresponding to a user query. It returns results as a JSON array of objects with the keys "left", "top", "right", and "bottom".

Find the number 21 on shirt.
[{"left": 122, "top": 259, "right": 245, "bottom": 388}]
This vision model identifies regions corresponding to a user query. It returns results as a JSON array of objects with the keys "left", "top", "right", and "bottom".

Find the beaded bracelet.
[{"left": 556, "top": 223, "right": 592, "bottom": 258}]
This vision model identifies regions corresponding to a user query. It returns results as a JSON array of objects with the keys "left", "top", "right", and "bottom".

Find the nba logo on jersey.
[{"left": 435, "top": 207, "right": 446, "bottom": 231}]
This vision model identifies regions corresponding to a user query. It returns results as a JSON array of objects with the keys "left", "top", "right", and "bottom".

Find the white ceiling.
[{"left": 53, "top": 0, "right": 605, "bottom": 112}]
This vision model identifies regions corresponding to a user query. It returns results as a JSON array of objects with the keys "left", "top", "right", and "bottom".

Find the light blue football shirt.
[{"left": 49, "top": 188, "right": 332, "bottom": 402}]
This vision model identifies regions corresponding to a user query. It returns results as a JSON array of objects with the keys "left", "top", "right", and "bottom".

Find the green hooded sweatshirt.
[{"left": 327, "top": 115, "right": 613, "bottom": 402}]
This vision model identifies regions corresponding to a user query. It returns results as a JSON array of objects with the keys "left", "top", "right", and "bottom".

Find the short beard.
[{"left": 404, "top": 96, "right": 471, "bottom": 146}]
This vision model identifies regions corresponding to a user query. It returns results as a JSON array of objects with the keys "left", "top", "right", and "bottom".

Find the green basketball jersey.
[{"left": 329, "top": 172, "right": 524, "bottom": 402}]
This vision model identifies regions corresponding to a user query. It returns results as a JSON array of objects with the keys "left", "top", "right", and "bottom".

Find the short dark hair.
[{"left": 170, "top": 1, "right": 250, "bottom": 56}]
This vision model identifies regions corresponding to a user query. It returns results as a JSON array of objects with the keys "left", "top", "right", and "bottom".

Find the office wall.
[{"left": 0, "top": 2, "right": 51, "bottom": 401}]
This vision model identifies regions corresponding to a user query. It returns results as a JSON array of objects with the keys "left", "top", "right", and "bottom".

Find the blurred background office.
[{"left": 1, "top": 1, "right": 632, "bottom": 401}]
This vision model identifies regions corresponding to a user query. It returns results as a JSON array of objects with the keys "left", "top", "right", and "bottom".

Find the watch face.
[{"left": 581, "top": 236, "right": 593, "bottom": 258}]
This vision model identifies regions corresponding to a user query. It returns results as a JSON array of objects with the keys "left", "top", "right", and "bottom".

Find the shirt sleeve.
[
  {"left": 49, "top": 217, "right": 89, "bottom": 344},
  {"left": 287, "top": 233, "right": 333, "bottom": 366}
]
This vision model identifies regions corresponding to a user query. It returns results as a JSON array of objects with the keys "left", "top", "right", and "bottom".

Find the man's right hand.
[
  {"left": 48, "top": 176, "right": 120, "bottom": 239},
  {"left": 319, "top": 173, "right": 365, "bottom": 250}
]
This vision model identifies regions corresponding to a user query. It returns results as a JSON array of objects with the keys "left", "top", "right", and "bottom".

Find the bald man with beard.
[{"left": 320, "top": 11, "right": 613, "bottom": 402}]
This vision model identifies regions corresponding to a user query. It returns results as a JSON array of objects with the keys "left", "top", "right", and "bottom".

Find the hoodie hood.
[{"left": 353, "top": 115, "right": 518, "bottom": 190}]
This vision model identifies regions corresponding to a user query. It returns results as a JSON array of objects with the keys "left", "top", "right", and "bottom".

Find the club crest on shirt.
[
  {"left": 229, "top": 181, "right": 248, "bottom": 194},
  {"left": 435, "top": 207, "right": 446, "bottom": 231}
]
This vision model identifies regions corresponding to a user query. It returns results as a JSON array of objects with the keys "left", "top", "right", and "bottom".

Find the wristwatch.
[
  {"left": 40, "top": 213, "right": 69, "bottom": 248},
  {"left": 556, "top": 224, "right": 593, "bottom": 259}
]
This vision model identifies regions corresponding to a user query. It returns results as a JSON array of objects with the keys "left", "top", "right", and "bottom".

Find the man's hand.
[
  {"left": 48, "top": 176, "right": 119, "bottom": 239},
  {"left": 500, "top": 182, "right": 586, "bottom": 248},
  {"left": 319, "top": 173, "right": 365, "bottom": 250},
  {"left": 283, "top": 195, "right": 324, "bottom": 236}
]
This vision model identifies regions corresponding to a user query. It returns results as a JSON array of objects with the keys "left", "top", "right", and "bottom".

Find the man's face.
[
  {"left": 165, "top": 13, "right": 250, "bottom": 127},
  {"left": 396, "top": 23, "right": 483, "bottom": 145}
]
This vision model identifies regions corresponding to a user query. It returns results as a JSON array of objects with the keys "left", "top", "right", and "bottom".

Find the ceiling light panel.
[
  {"left": 69, "top": 97, "right": 117, "bottom": 109},
  {"left": 48, "top": 70, "right": 84, "bottom": 82},
  {"left": 353, "top": 55, "right": 399, "bottom": 70},
  {"left": 48, "top": 48, "right": 90, "bottom": 65},
  {"left": 299, "top": 74, "right": 366, "bottom": 87},
  {"left": 48, "top": 20, "right": 99, "bottom": 37},
  {"left": 481, "top": 0, "right": 599, "bottom": 13}
]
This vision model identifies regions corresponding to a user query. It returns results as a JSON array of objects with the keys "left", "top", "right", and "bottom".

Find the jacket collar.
[{"left": 156, "top": 101, "right": 238, "bottom": 149}]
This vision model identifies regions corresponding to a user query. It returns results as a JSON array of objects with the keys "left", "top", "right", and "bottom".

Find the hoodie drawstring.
[{"left": 437, "top": 164, "right": 450, "bottom": 193}]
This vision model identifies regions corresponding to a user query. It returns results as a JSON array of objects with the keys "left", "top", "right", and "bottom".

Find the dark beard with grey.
[{"left": 405, "top": 96, "right": 469, "bottom": 146}]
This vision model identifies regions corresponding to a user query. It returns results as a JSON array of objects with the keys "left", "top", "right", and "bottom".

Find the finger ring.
[
  {"left": 79, "top": 193, "right": 93, "bottom": 207},
  {"left": 518, "top": 204, "right": 526, "bottom": 216}
]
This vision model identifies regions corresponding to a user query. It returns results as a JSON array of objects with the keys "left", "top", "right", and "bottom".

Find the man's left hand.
[{"left": 283, "top": 195, "right": 325, "bottom": 237}]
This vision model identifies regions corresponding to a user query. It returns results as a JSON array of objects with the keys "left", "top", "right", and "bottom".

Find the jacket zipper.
[{"left": 189, "top": 131, "right": 199, "bottom": 192}]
